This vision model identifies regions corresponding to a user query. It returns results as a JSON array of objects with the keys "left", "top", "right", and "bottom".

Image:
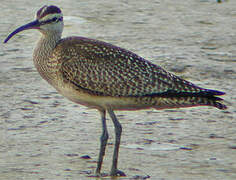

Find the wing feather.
[{"left": 53, "top": 37, "right": 205, "bottom": 97}]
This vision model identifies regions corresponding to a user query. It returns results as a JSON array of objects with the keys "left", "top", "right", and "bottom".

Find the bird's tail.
[
  {"left": 198, "top": 89, "right": 227, "bottom": 110},
  {"left": 153, "top": 89, "right": 227, "bottom": 110}
]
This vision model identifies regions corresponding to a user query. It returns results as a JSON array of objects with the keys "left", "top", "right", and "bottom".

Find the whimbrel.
[{"left": 4, "top": 5, "right": 227, "bottom": 177}]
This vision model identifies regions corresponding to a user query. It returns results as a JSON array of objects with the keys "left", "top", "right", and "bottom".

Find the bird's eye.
[{"left": 52, "top": 17, "right": 57, "bottom": 22}]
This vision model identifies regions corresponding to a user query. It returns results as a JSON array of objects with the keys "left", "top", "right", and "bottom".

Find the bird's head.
[{"left": 4, "top": 5, "right": 64, "bottom": 43}]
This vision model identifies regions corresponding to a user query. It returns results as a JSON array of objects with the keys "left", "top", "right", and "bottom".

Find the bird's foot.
[
  {"left": 88, "top": 172, "right": 108, "bottom": 178},
  {"left": 110, "top": 169, "right": 126, "bottom": 177}
]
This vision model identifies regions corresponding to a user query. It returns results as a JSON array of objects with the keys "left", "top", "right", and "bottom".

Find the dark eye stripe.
[
  {"left": 40, "top": 16, "right": 63, "bottom": 25},
  {"left": 52, "top": 17, "right": 57, "bottom": 22}
]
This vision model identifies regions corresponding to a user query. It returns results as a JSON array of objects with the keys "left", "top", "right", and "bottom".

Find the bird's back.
[{"left": 49, "top": 36, "right": 226, "bottom": 110}]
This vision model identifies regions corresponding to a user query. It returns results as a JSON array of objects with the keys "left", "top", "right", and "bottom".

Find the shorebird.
[{"left": 4, "top": 5, "right": 227, "bottom": 177}]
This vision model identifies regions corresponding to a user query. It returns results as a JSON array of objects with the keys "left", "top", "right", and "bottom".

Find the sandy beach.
[{"left": 0, "top": 0, "right": 236, "bottom": 179}]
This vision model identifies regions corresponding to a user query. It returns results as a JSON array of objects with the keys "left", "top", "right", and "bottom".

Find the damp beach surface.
[{"left": 0, "top": 0, "right": 236, "bottom": 179}]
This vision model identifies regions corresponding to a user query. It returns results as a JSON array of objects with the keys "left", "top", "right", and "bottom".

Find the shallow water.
[{"left": 0, "top": 0, "right": 236, "bottom": 179}]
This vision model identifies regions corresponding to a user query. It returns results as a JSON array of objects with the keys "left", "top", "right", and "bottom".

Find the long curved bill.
[{"left": 4, "top": 20, "right": 40, "bottom": 43}]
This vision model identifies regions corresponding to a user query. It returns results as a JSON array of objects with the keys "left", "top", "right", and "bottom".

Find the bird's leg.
[
  {"left": 107, "top": 109, "right": 126, "bottom": 177},
  {"left": 96, "top": 109, "right": 109, "bottom": 176}
]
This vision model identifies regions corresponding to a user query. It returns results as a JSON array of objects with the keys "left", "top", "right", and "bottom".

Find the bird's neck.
[
  {"left": 34, "top": 32, "right": 62, "bottom": 58},
  {"left": 33, "top": 31, "right": 62, "bottom": 85}
]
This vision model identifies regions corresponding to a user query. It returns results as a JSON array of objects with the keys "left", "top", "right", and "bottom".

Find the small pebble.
[
  {"left": 132, "top": 175, "right": 151, "bottom": 179},
  {"left": 80, "top": 155, "right": 91, "bottom": 159},
  {"left": 180, "top": 147, "right": 193, "bottom": 150},
  {"left": 65, "top": 153, "right": 79, "bottom": 157},
  {"left": 228, "top": 146, "right": 236, "bottom": 150},
  {"left": 209, "top": 134, "right": 224, "bottom": 139}
]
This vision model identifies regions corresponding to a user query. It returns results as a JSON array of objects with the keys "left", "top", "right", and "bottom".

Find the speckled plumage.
[
  {"left": 4, "top": 5, "right": 227, "bottom": 177},
  {"left": 56, "top": 37, "right": 199, "bottom": 96},
  {"left": 45, "top": 36, "right": 226, "bottom": 110}
]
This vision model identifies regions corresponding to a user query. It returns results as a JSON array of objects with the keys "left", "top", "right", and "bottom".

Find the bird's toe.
[{"left": 110, "top": 169, "right": 126, "bottom": 177}]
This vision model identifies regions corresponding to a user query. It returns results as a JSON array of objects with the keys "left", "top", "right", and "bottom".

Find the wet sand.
[{"left": 1, "top": 0, "right": 236, "bottom": 179}]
